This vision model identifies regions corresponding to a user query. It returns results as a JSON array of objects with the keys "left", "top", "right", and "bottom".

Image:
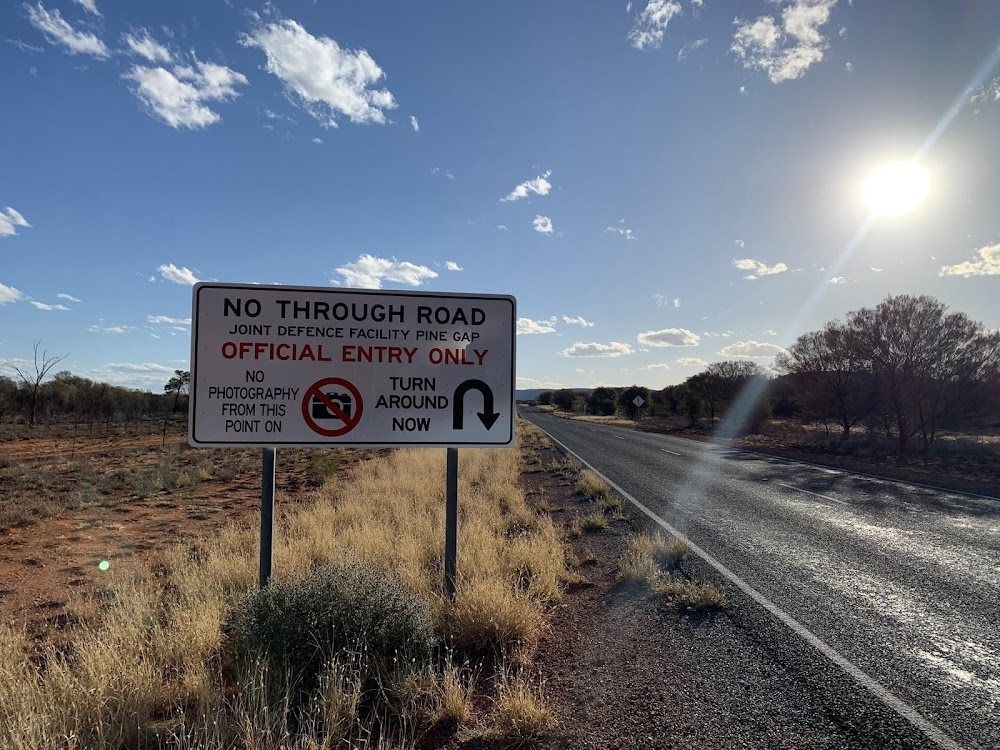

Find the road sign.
[
  {"left": 189, "top": 283, "right": 516, "bottom": 447},
  {"left": 633, "top": 395, "right": 645, "bottom": 408}
]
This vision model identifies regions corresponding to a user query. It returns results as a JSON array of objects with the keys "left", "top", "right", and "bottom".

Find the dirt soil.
[{"left": 0, "top": 425, "right": 376, "bottom": 637}]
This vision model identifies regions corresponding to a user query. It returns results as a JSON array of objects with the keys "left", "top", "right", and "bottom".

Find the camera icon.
[{"left": 311, "top": 392, "right": 352, "bottom": 420}]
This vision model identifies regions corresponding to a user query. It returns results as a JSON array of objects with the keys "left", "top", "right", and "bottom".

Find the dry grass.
[
  {"left": 575, "top": 469, "right": 610, "bottom": 501},
  {"left": 0, "top": 428, "right": 568, "bottom": 749},
  {"left": 580, "top": 512, "right": 610, "bottom": 532},
  {"left": 618, "top": 533, "right": 725, "bottom": 612},
  {"left": 491, "top": 668, "right": 553, "bottom": 744}
]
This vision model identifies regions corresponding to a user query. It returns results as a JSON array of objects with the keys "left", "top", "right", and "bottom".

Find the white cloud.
[
  {"left": 739, "top": 84, "right": 748, "bottom": 95},
  {"left": 501, "top": 171, "right": 552, "bottom": 202},
  {"left": 677, "top": 38, "right": 707, "bottom": 61},
  {"left": 718, "top": 340, "right": 787, "bottom": 358},
  {"left": 651, "top": 294, "right": 680, "bottom": 308},
  {"left": 312, "top": 137, "right": 323, "bottom": 144},
  {"left": 641, "top": 363, "right": 671, "bottom": 370},
  {"left": 409, "top": 115, "right": 419, "bottom": 132},
  {"left": 29, "top": 301, "right": 70, "bottom": 311},
  {"left": 516, "top": 376, "right": 565, "bottom": 389},
  {"left": 734, "top": 239, "right": 745, "bottom": 247},
  {"left": 147, "top": 314, "right": 191, "bottom": 325},
  {"left": 734, "top": 257, "right": 788, "bottom": 278},
  {"left": 106, "top": 361, "right": 174, "bottom": 373},
  {"left": 938, "top": 244, "right": 1000, "bottom": 277},
  {"left": 241, "top": 19, "right": 397, "bottom": 127},
  {"left": 157, "top": 263, "right": 201, "bottom": 285},
  {"left": 88, "top": 324, "right": 135, "bottom": 334},
  {"left": 868, "top": 266, "right": 882, "bottom": 272},
  {"left": 517, "top": 317, "right": 557, "bottom": 335},
  {"left": 497, "top": 224, "right": 508, "bottom": 231},
  {"left": 629, "top": 0, "right": 683, "bottom": 50},
  {"left": 123, "top": 59, "right": 247, "bottom": 129},
  {"left": 731, "top": 0, "right": 837, "bottom": 84},
  {"left": 844, "top": 61, "right": 853, "bottom": 72},
  {"left": 637, "top": 327, "right": 700, "bottom": 347},
  {"left": 72, "top": 0, "right": 100, "bottom": 16},
  {"left": 829, "top": 276, "right": 847, "bottom": 284},
  {"left": 334, "top": 254, "right": 437, "bottom": 289},
  {"left": 0, "top": 207, "right": 31, "bottom": 238},
  {"left": 838, "top": 26, "right": 847, "bottom": 39},
  {"left": 605, "top": 225, "right": 636, "bottom": 240},
  {"left": 57, "top": 293, "right": 82, "bottom": 302},
  {"left": 4, "top": 39, "right": 45, "bottom": 54},
  {"left": 561, "top": 341, "right": 634, "bottom": 358},
  {"left": 123, "top": 30, "right": 171, "bottom": 63},
  {"left": 533, "top": 215, "right": 553, "bottom": 235},
  {"left": 764, "top": 329, "right": 778, "bottom": 336},
  {"left": 677, "top": 356, "right": 708, "bottom": 366},
  {"left": 970, "top": 77, "right": 1000, "bottom": 112},
  {"left": 26, "top": 2, "right": 109, "bottom": 58},
  {"left": 562, "top": 315, "right": 595, "bottom": 327},
  {"left": 444, "top": 260, "right": 462, "bottom": 272},
  {"left": 0, "top": 283, "right": 24, "bottom": 304}
]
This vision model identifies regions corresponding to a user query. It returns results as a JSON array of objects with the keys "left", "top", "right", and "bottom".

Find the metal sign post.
[
  {"left": 444, "top": 447, "right": 459, "bottom": 599},
  {"left": 259, "top": 447, "right": 276, "bottom": 588}
]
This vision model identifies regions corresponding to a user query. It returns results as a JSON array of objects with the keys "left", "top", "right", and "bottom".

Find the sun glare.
[{"left": 861, "top": 161, "right": 931, "bottom": 216}]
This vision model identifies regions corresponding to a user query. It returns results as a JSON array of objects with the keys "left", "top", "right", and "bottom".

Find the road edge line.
[{"left": 532, "top": 419, "right": 967, "bottom": 750}]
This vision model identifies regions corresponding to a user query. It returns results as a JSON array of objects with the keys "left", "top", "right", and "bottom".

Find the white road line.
[
  {"left": 660, "top": 448, "right": 681, "bottom": 456},
  {"left": 777, "top": 482, "right": 849, "bottom": 506},
  {"left": 534, "top": 423, "right": 966, "bottom": 750},
  {"left": 613, "top": 435, "right": 625, "bottom": 440}
]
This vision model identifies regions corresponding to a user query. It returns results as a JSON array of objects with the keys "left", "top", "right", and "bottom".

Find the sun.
[{"left": 861, "top": 161, "right": 931, "bottom": 216}]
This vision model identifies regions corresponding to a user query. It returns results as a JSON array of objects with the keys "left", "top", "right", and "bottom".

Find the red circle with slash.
[{"left": 301, "top": 377, "right": 364, "bottom": 437}]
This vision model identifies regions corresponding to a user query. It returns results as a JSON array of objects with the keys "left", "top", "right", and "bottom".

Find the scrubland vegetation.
[
  {"left": 0, "top": 425, "right": 567, "bottom": 749},
  {"left": 536, "top": 294, "right": 1000, "bottom": 465},
  {"left": 619, "top": 533, "right": 726, "bottom": 612}
]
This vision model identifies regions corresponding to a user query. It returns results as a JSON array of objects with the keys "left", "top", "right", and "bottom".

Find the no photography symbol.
[{"left": 302, "top": 377, "right": 364, "bottom": 437}]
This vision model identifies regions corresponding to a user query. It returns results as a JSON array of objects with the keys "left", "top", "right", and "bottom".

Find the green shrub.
[{"left": 225, "top": 563, "right": 436, "bottom": 701}]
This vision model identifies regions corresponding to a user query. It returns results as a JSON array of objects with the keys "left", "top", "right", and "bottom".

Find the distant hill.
[{"left": 515, "top": 387, "right": 593, "bottom": 401}]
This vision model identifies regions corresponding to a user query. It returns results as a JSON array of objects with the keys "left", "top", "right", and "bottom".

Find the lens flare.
[
  {"left": 98, "top": 560, "right": 110, "bottom": 571},
  {"left": 861, "top": 162, "right": 930, "bottom": 216}
]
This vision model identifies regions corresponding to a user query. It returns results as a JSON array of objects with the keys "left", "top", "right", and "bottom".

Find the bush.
[{"left": 225, "top": 563, "right": 436, "bottom": 700}]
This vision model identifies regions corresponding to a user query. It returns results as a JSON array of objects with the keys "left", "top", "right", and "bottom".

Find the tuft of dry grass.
[
  {"left": 576, "top": 469, "right": 610, "bottom": 501},
  {"left": 0, "top": 429, "right": 568, "bottom": 749},
  {"left": 491, "top": 668, "right": 553, "bottom": 744},
  {"left": 617, "top": 533, "right": 724, "bottom": 611},
  {"left": 651, "top": 575, "right": 727, "bottom": 611},
  {"left": 580, "top": 512, "right": 610, "bottom": 532}
]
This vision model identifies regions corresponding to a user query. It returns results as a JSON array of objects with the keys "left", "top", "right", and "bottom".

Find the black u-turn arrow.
[{"left": 453, "top": 379, "right": 501, "bottom": 430}]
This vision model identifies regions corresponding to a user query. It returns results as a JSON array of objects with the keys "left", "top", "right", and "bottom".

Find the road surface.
[{"left": 521, "top": 407, "right": 1000, "bottom": 750}]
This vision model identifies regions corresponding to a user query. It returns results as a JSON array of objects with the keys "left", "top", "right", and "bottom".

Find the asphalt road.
[{"left": 521, "top": 407, "right": 1000, "bottom": 750}]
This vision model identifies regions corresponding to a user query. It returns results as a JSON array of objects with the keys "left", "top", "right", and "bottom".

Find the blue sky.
[{"left": 2, "top": 0, "right": 999, "bottom": 392}]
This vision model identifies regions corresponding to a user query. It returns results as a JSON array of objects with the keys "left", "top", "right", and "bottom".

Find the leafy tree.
[
  {"left": 538, "top": 391, "right": 554, "bottom": 406},
  {"left": 618, "top": 385, "right": 650, "bottom": 419},
  {"left": 776, "top": 323, "right": 870, "bottom": 439},
  {"left": 587, "top": 386, "right": 618, "bottom": 416},
  {"left": 552, "top": 388, "right": 577, "bottom": 411},
  {"left": 848, "top": 295, "right": 1000, "bottom": 453},
  {"left": 164, "top": 370, "right": 191, "bottom": 413}
]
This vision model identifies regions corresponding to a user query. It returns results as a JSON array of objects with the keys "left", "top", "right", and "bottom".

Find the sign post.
[{"left": 189, "top": 283, "right": 516, "bottom": 592}]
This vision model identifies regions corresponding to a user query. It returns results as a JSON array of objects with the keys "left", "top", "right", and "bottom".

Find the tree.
[
  {"left": 775, "top": 322, "right": 870, "bottom": 439},
  {"left": 164, "top": 370, "right": 191, "bottom": 413},
  {"left": 618, "top": 385, "right": 650, "bottom": 420},
  {"left": 538, "top": 391, "right": 554, "bottom": 406},
  {"left": 848, "top": 295, "right": 1000, "bottom": 454},
  {"left": 587, "top": 386, "right": 618, "bottom": 416},
  {"left": 552, "top": 389, "right": 577, "bottom": 411},
  {"left": 3, "top": 340, "right": 68, "bottom": 426}
]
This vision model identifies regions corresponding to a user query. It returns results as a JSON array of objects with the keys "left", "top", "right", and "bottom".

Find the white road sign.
[
  {"left": 189, "top": 283, "right": 516, "bottom": 447},
  {"left": 633, "top": 395, "right": 645, "bottom": 408}
]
